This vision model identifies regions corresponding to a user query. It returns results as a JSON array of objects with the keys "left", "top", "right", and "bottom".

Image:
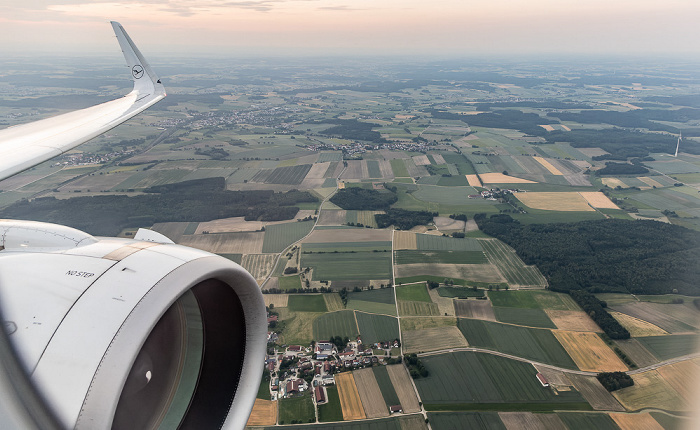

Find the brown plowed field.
[
  {"left": 545, "top": 310, "right": 601, "bottom": 332},
  {"left": 454, "top": 299, "right": 496, "bottom": 321},
  {"left": 609, "top": 413, "right": 663, "bottom": 430},
  {"left": 499, "top": 412, "right": 565, "bottom": 430},
  {"left": 386, "top": 364, "right": 421, "bottom": 413},
  {"left": 246, "top": 399, "right": 277, "bottom": 426},
  {"left": 318, "top": 210, "right": 348, "bottom": 225},
  {"left": 402, "top": 326, "right": 468, "bottom": 354},
  {"left": 335, "top": 372, "right": 366, "bottom": 420},
  {"left": 353, "top": 368, "right": 389, "bottom": 418},
  {"left": 195, "top": 216, "right": 262, "bottom": 234},
  {"left": 568, "top": 374, "right": 625, "bottom": 411}
]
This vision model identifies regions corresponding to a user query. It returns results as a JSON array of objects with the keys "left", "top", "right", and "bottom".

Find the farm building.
[
  {"left": 536, "top": 373, "right": 549, "bottom": 387},
  {"left": 389, "top": 405, "right": 403, "bottom": 414},
  {"left": 314, "top": 386, "right": 327, "bottom": 404}
]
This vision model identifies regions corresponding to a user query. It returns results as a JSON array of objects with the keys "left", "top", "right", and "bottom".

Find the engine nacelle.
[{"left": 0, "top": 220, "right": 267, "bottom": 429}]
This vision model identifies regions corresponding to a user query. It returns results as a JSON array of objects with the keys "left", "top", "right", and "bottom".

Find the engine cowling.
[{"left": 0, "top": 220, "right": 267, "bottom": 429}]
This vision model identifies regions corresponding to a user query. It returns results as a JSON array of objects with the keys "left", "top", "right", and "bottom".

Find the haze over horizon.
[{"left": 1, "top": 0, "right": 699, "bottom": 57}]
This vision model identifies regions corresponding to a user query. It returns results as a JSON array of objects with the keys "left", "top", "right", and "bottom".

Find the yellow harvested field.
[
  {"left": 553, "top": 331, "right": 627, "bottom": 372},
  {"left": 324, "top": 293, "right": 345, "bottom": 312},
  {"left": 393, "top": 231, "right": 417, "bottom": 250},
  {"left": 609, "top": 413, "right": 663, "bottom": 430},
  {"left": 657, "top": 360, "right": 700, "bottom": 399},
  {"left": 560, "top": 124, "right": 572, "bottom": 131},
  {"left": 539, "top": 124, "right": 555, "bottom": 131},
  {"left": 612, "top": 370, "right": 686, "bottom": 411},
  {"left": 610, "top": 311, "right": 668, "bottom": 337},
  {"left": 263, "top": 294, "right": 289, "bottom": 308},
  {"left": 479, "top": 172, "right": 536, "bottom": 184},
  {"left": 195, "top": 216, "right": 262, "bottom": 234},
  {"left": 304, "top": 228, "right": 391, "bottom": 243},
  {"left": 335, "top": 372, "right": 366, "bottom": 420},
  {"left": 246, "top": 399, "right": 277, "bottom": 426},
  {"left": 466, "top": 174, "right": 483, "bottom": 187},
  {"left": 402, "top": 326, "right": 468, "bottom": 354},
  {"left": 353, "top": 368, "right": 389, "bottom": 418},
  {"left": 412, "top": 155, "right": 431, "bottom": 166},
  {"left": 338, "top": 181, "right": 346, "bottom": 189},
  {"left": 533, "top": 157, "right": 563, "bottom": 175},
  {"left": 179, "top": 231, "right": 264, "bottom": 254},
  {"left": 515, "top": 192, "right": 595, "bottom": 212},
  {"left": 579, "top": 192, "right": 620, "bottom": 209},
  {"left": 601, "top": 177, "right": 629, "bottom": 188},
  {"left": 545, "top": 310, "right": 601, "bottom": 332},
  {"left": 638, "top": 176, "right": 665, "bottom": 188}
]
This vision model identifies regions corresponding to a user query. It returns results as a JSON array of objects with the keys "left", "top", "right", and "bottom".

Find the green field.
[
  {"left": 493, "top": 307, "right": 556, "bottom": 329},
  {"left": 265, "top": 164, "right": 312, "bottom": 185},
  {"left": 256, "top": 377, "right": 271, "bottom": 400},
  {"left": 437, "top": 287, "right": 484, "bottom": 298},
  {"left": 395, "top": 250, "right": 488, "bottom": 265},
  {"left": 390, "top": 159, "right": 410, "bottom": 177},
  {"left": 278, "top": 275, "right": 302, "bottom": 290},
  {"left": 278, "top": 392, "right": 315, "bottom": 425},
  {"left": 356, "top": 312, "right": 399, "bottom": 344},
  {"left": 437, "top": 175, "right": 470, "bottom": 186},
  {"left": 312, "top": 310, "right": 359, "bottom": 342},
  {"left": 488, "top": 291, "right": 541, "bottom": 308},
  {"left": 395, "top": 283, "right": 432, "bottom": 302},
  {"left": 263, "top": 415, "right": 424, "bottom": 430},
  {"left": 457, "top": 319, "right": 577, "bottom": 369},
  {"left": 301, "top": 252, "right": 392, "bottom": 280},
  {"left": 396, "top": 275, "right": 502, "bottom": 289},
  {"left": 367, "top": 160, "right": 382, "bottom": 178},
  {"left": 637, "top": 334, "right": 700, "bottom": 361},
  {"left": 346, "top": 288, "right": 396, "bottom": 316},
  {"left": 557, "top": 412, "right": 619, "bottom": 430},
  {"left": 373, "top": 365, "right": 401, "bottom": 406},
  {"left": 183, "top": 222, "right": 199, "bottom": 235},
  {"left": 480, "top": 239, "right": 547, "bottom": 287},
  {"left": 427, "top": 412, "right": 505, "bottom": 430},
  {"left": 262, "top": 220, "right": 314, "bottom": 253},
  {"left": 416, "top": 234, "right": 483, "bottom": 251},
  {"left": 218, "top": 253, "right": 242, "bottom": 264},
  {"left": 415, "top": 352, "right": 586, "bottom": 406},
  {"left": 398, "top": 300, "right": 440, "bottom": 316},
  {"left": 288, "top": 294, "right": 328, "bottom": 312},
  {"left": 302, "top": 241, "right": 391, "bottom": 253},
  {"left": 318, "top": 386, "right": 344, "bottom": 422}
]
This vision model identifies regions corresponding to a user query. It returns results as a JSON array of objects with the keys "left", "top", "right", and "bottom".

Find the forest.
[
  {"left": 0, "top": 177, "right": 316, "bottom": 236},
  {"left": 569, "top": 290, "right": 630, "bottom": 339},
  {"left": 329, "top": 187, "right": 397, "bottom": 210},
  {"left": 319, "top": 119, "right": 387, "bottom": 143},
  {"left": 542, "top": 128, "right": 695, "bottom": 157},
  {"left": 375, "top": 209, "right": 437, "bottom": 230},
  {"left": 429, "top": 109, "right": 552, "bottom": 136},
  {"left": 474, "top": 214, "right": 700, "bottom": 295},
  {"left": 596, "top": 162, "right": 649, "bottom": 176}
]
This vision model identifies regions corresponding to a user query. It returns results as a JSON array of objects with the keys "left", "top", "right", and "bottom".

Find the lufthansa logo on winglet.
[{"left": 132, "top": 64, "right": 144, "bottom": 79}]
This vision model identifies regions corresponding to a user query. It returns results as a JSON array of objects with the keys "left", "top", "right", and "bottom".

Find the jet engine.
[{"left": 0, "top": 220, "right": 267, "bottom": 429}]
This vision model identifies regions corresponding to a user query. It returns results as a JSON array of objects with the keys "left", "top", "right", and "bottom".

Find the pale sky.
[{"left": 1, "top": 0, "right": 699, "bottom": 57}]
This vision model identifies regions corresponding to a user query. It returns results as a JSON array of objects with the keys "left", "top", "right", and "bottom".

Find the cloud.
[{"left": 317, "top": 5, "right": 363, "bottom": 11}]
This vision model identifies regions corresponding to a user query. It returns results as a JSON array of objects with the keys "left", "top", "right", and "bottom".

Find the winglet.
[{"left": 110, "top": 21, "right": 166, "bottom": 99}]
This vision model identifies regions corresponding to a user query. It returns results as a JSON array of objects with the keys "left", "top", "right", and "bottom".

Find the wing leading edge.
[{"left": 0, "top": 22, "right": 166, "bottom": 181}]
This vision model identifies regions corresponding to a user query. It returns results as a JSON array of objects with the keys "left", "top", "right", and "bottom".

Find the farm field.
[
  {"left": 427, "top": 412, "right": 505, "bottom": 430},
  {"left": 610, "top": 312, "right": 668, "bottom": 337},
  {"left": 301, "top": 252, "right": 392, "bottom": 280},
  {"left": 556, "top": 412, "right": 620, "bottom": 430},
  {"left": 579, "top": 191, "right": 619, "bottom": 209},
  {"left": 346, "top": 288, "right": 396, "bottom": 315},
  {"left": 324, "top": 293, "right": 345, "bottom": 312},
  {"left": 637, "top": 334, "right": 700, "bottom": 361},
  {"left": 318, "top": 386, "right": 344, "bottom": 422},
  {"left": 278, "top": 392, "right": 315, "bottom": 425},
  {"left": 241, "top": 254, "right": 277, "bottom": 279},
  {"left": 356, "top": 312, "right": 399, "bottom": 344},
  {"left": 612, "top": 370, "right": 686, "bottom": 411},
  {"left": 428, "top": 288, "right": 456, "bottom": 316},
  {"left": 264, "top": 164, "right": 312, "bottom": 185},
  {"left": 179, "top": 231, "right": 264, "bottom": 254},
  {"left": 400, "top": 316, "right": 457, "bottom": 331},
  {"left": 246, "top": 399, "right": 277, "bottom": 426},
  {"left": 395, "top": 263, "right": 505, "bottom": 284},
  {"left": 352, "top": 368, "right": 389, "bottom": 418},
  {"left": 614, "top": 339, "right": 659, "bottom": 368},
  {"left": 312, "top": 310, "right": 359, "bottom": 342},
  {"left": 302, "top": 241, "right": 392, "bottom": 253},
  {"left": 372, "top": 365, "right": 401, "bottom": 409},
  {"left": 415, "top": 234, "right": 483, "bottom": 251},
  {"left": 278, "top": 275, "right": 302, "bottom": 290},
  {"left": 304, "top": 228, "right": 392, "bottom": 243},
  {"left": 278, "top": 311, "right": 321, "bottom": 345},
  {"left": 397, "top": 300, "right": 439, "bottom": 316},
  {"left": 553, "top": 331, "right": 628, "bottom": 372},
  {"left": 395, "top": 283, "right": 431, "bottom": 302},
  {"left": 609, "top": 302, "right": 700, "bottom": 333},
  {"left": 194, "top": 217, "right": 259, "bottom": 234},
  {"left": 566, "top": 374, "right": 625, "bottom": 412},
  {"left": 263, "top": 293, "right": 289, "bottom": 308},
  {"left": 656, "top": 359, "right": 700, "bottom": 399},
  {"left": 402, "top": 326, "right": 469, "bottom": 354},
  {"left": 393, "top": 231, "right": 417, "bottom": 250},
  {"left": 488, "top": 291, "right": 540, "bottom": 309},
  {"left": 480, "top": 239, "right": 547, "bottom": 287},
  {"left": 498, "top": 412, "right": 567, "bottom": 429},
  {"left": 386, "top": 364, "right": 421, "bottom": 413},
  {"left": 438, "top": 287, "right": 484, "bottom": 298},
  {"left": 609, "top": 413, "right": 664, "bottom": 430},
  {"left": 394, "top": 250, "right": 487, "bottom": 265},
  {"left": 457, "top": 319, "right": 578, "bottom": 369},
  {"left": 415, "top": 352, "right": 587, "bottom": 407},
  {"left": 261, "top": 220, "right": 314, "bottom": 253},
  {"left": 288, "top": 294, "right": 328, "bottom": 312},
  {"left": 514, "top": 192, "right": 595, "bottom": 211},
  {"left": 493, "top": 308, "right": 556, "bottom": 329},
  {"left": 545, "top": 310, "right": 601, "bottom": 332},
  {"left": 454, "top": 299, "right": 496, "bottom": 321},
  {"left": 335, "top": 372, "right": 366, "bottom": 420},
  {"left": 479, "top": 172, "right": 536, "bottom": 184}
]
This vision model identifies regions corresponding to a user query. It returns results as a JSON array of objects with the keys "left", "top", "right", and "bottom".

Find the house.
[
  {"left": 389, "top": 405, "right": 402, "bottom": 414},
  {"left": 267, "top": 315, "right": 278, "bottom": 324},
  {"left": 315, "top": 342, "right": 334, "bottom": 359},
  {"left": 314, "top": 386, "right": 326, "bottom": 404},
  {"left": 287, "top": 345, "right": 302, "bottom": 353},
  {"left": 286, "top": 379, "right": 305, "bottom": 395}
]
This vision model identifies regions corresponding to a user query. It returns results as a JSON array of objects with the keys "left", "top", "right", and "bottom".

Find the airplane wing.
[{"left": 0, "top": 21, "right": 166, "bottom": 181}]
